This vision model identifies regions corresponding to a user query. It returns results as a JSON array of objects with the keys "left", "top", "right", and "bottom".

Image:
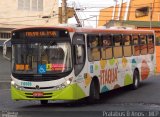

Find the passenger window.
[
  {"left": 132, "top": 35, "right": 140, "bottom": 56},
  {"left": 113, "top": 35, "right": 122, "bottom": 58},
  {"left": 87, "top": 35, "right": 101, "bottom": 61},
  {"left": 147, "top": 35, "right": 154, "bottom": 54},
  {"left": 101, "top": 35, "right": 113, "bottom": 59},
  {"left": 123, "top": 35, "right": 132, "bottom": 57},
  {"left": 140, "top": 35, "right": 147, "bottom": 55}
]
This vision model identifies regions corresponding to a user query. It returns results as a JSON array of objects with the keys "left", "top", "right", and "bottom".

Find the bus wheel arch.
[
  {"left": 131, "top": 68, "right": 140, "bottom": 90},
  {"left": 88, "top": 76, "right": 100, "bottom": 103}
]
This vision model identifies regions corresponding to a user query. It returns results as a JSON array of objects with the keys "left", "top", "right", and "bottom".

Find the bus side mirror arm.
[{"left": 3, "top": 39, "right": 11, "bottom": 61}]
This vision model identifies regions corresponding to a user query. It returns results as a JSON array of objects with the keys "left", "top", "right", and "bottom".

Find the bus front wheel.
[{"left": 131, "top": 70, "right": 140, "bottom": 90}]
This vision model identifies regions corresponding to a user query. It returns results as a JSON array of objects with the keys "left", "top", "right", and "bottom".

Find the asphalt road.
[
  {"left": 0, "top": 47, "right": 11, "bottom": 79},
  {"left": 1, "top": 77, "right": 160, "bottom": 117},
  {"left": 1, "top": 48, "right": 160, "bottom": 117}
]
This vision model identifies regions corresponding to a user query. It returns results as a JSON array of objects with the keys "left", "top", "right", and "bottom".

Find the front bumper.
[{"left": 11, "top": 83, "right": 86, "bottom": 101}]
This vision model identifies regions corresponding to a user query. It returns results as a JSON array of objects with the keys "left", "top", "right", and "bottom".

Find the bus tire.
[
  {"left": 131, "top": 70, "right": 140, "bottom": 90},
  {"left": 40, "top": 100, "right": 48, "bottom": 105},
  {"left": 88, "top": 79, "right": 100, "bottom": 103}
]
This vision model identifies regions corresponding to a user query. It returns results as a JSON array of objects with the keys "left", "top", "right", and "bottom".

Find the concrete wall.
[
  {"left": 98, "top": 0, "right": 160, "bottom": 26},
  {"left": 128, "top": 0, "right": 159, "bottom": 21},
  {"left": 98, "top": 6, "right": 113, "bottom": 26},
  {"left": 0, "top": 0, "right": 59, "bottom": 28}
]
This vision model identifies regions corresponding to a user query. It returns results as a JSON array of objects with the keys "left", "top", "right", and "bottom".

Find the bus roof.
[
  {"left": 75, "top": 27, "right": 154, "bottom": 35},
  {"left": 12, "top": 26, "right": 75, "bottom": 32},
  {"left": 12, "top": 26, "right": 154, "bottom": 35}
]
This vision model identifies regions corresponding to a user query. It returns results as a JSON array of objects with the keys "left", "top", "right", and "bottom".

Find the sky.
[
  {"left": 59, "top": 0, "right": 114, "bottom": 27},
  {"left": 59, "top": 0, "right": 115, "bottom": 7},
  {"left": 60, "top": 0, "right": 128, "bottom": 28},
  {"left": 67, "top": 0, "right": 114, "bottom": 7},
  {"left": 67, "top": 0, "right": 114, "bottom": 27}
]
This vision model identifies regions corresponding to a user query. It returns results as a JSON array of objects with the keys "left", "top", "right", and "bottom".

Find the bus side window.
[
  {"left": 140, "top": 35, "right": 147, "bottom": 55},
  {"left": 147, "top": 35, "right": 154, "bottom": 54},
  {"left": 113, "top": 35, "right": 122, "bottom": 58},
  {"left": 132, "top": 35, "right": 140, "bottom": 56},
  {"left": 123, "top": 35, "right": 132, "bottom": 57},
  {"left": 101, "top": 35, "right": 113, "bottom": 59},
  {"left": 87, "top": 35, "right": 101, "bottom": 61}
]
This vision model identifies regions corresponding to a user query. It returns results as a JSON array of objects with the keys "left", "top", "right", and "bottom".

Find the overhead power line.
[
  {"left": 0, "top": 15, "right": 41, "bottom": 20},
  {"left": 0, "top": 16, "right": 58, "bottom": 25}
]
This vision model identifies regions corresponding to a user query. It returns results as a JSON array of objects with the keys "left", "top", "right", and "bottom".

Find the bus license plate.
[{"left": 33, "top": 92, "right": 44, "bottom": 97}]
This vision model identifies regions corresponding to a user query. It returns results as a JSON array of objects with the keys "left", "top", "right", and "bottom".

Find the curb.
[{"left": 0, "top": 81, "right": 10, "bottom": 90}]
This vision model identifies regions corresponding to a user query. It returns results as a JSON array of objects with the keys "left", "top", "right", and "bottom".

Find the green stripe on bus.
[{"left": 11, "top": 83, "right": 86, "bottom": 100}]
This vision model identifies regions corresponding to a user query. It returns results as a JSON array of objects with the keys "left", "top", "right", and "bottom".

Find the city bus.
[{"left": 3, "top": 26, "right": 156, "bottom": 104}]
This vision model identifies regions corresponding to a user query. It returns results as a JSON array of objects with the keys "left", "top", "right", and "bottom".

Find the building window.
[
  {"left": 18, "top": 0, "right": 24, "bottom": 10},
  {"left": 135, "top": 7, "right": 149, "bottom": 18},
  {"left": 38, "top": 0, "right": 43, "bottom": 11},
  {"left": 18, "top": 0, "right": 30, "bottom": 10},
  {"left": 24, "top": 0, "right": 30, "bottom": 10},
  {"left": 0, "top": 32, "right": 11, "bottom": 39},
  {"left": 32, "top": 0, "right": 43, "bottom": 11},
  {"left": 32, "top": 0, "right": 37, "bottom": 11},
  {"left": 18, "top": 0, "right": 43, "bottom": 11}
]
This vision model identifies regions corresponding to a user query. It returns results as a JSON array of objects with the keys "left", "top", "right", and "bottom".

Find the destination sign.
[
  {"left": 25, "top": 31, "right": 57, "bottom": 38},
  {"left": 12, "top": 29, "right": 69, "bottom": 42}
]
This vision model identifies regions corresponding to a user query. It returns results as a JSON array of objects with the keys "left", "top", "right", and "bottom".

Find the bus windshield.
[{"left": 12, "top": 42, "right": 72, "bottom": 75}]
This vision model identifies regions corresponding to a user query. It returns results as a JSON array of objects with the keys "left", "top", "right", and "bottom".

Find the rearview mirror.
[
  {"left": 3, "top": 43, "right": 7, "bottom": 56},
  {"left": 3, "top": 39, "right": 11, "bottom": 61}
]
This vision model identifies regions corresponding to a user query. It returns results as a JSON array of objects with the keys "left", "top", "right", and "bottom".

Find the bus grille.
[
  {"left": 24, "top": 86, "right": 55, "bottom": 89},
  {"left": 26, "top": 96, "right": 52, "bottom": 98}
]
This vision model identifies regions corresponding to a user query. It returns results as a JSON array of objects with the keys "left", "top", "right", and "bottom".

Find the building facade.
[
  {"left": 98, "top": 0, "right": 160, "bottom": 72},
  {"left": 99, "top": 0, "right": 160, "bottom": 26},
  {"left": 98, "top": 0, "right": 160, "bottom": 42},
  {"left": 0, "top": 0, "right": 59, "bottom": 45}
]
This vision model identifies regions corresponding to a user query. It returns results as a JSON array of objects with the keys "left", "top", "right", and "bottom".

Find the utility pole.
[
  {"left": 62, "top": 0, "right": 67, "bottom": 24},
  {"left": 149, "top": 0, "right": 155, "bottom": 29}
]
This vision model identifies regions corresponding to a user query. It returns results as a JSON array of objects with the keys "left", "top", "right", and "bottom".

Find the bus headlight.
[
  {"left": 55, "top": 77, "right": 73, "bottom": 90},
  {"left": 66, "top": 80, "right": 71, "bottom": 85},
  {"left": 11, "top": 81, "right": 23, "bottom": 90},
  {"left": 11, "top": 81, "right": 15, "bottom": 85},
  {"left": 55, "top": 84, "right": 66, "bottom": 90},
  {"left": 65, "top": 77, "right": 73, "bottom": 85}
]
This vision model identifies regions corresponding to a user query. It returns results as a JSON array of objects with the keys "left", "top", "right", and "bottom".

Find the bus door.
[{"left": 72, "top": 33, "right": 87, "bottom": 93}]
